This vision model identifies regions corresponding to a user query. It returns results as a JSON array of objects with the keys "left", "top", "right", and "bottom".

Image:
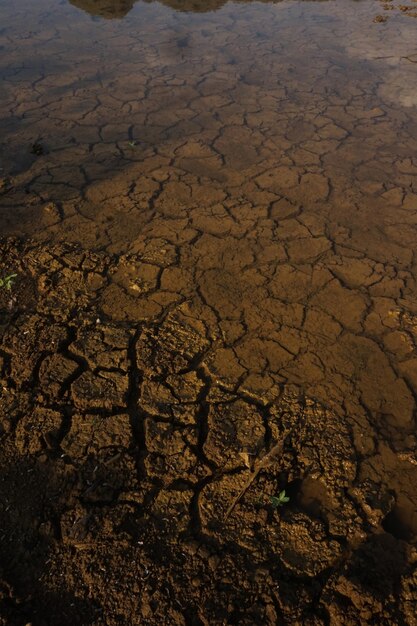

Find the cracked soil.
[{"left": 0, "top": 0, "right": 416, "bottom": 624}]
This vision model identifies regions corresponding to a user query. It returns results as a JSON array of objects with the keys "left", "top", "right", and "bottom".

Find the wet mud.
[{"left": 0, "top": 0, "right": 417, "bottom": 624}]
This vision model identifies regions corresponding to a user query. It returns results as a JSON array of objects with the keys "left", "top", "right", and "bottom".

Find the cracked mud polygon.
[{"left": 0, "top": 0, "right": 416, "bottom": 624}]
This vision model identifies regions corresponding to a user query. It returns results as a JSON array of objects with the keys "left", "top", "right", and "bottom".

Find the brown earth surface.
[
  {"left": 0, "top": 238, "right": 416, "bottom": 625},
  {"left": 1, "top": 0, "right": 417, "bottom": 624}
]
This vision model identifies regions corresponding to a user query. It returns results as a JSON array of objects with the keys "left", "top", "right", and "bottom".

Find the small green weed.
[
  {"left": 0, "top": 273, "right": 17, "bottom": 290},
  {"left": 128, "top": 140, "right": 137, "bottom": 148},
  {"left": 270, "top": 490, "right": 290, "bottom": 508}
]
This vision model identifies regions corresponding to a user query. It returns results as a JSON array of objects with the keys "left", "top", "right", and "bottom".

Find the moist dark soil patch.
[{"left": 0, "top": 239, "right": 416, "bottom": 625}]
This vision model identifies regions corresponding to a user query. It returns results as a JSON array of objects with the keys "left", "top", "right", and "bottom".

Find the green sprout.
[
  {"left": 270, "top": 490, "right": 290, "bottom": 508},
  {"left": 128, "top": 140, "right": 137, "bottom": 148},
  {"left": 0, "top": 273, "right": 17, "bottom": 290}
]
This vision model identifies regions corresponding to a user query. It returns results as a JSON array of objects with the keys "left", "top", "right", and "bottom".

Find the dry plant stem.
[{"left": 224, "top": 429, "right": 291, "bottom": 520}]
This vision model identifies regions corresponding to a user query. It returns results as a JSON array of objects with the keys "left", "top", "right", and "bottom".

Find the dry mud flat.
[
  {"left": 0, "top": 238, "right": 416, "bottom": 625},
  {"left": 0, "top": 0, "right": 417, "bottom": 623}
]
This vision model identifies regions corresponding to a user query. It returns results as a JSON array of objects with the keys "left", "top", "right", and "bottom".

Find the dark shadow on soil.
[
  {"left": 0, "top": 457, "right": 103, "bottom": 625},
  {"left": 344, "top": 533, "right": 411, "bottom": 600}
]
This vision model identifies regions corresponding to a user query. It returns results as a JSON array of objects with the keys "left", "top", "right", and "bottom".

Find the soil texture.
[{"left": 0, "top": 0, "right": 416, "bottom": 624}]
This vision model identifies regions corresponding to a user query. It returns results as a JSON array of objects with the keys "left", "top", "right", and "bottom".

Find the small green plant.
[
  {"left": 270, "top": 490, "right": 290, "bottom": 508},
  {"left": 0, "top": 273, "right": 17, "bottom": 290},
  {"left": 128, "top": 140, "right": 137, "bottom": 148}
]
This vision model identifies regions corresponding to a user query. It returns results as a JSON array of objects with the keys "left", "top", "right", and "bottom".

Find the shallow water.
[
  {"left": 1, "top": 0, "right": 417, "bottom": 532},
  {"left": 1, "top": 0, "right": 417, "bottom": 235}
]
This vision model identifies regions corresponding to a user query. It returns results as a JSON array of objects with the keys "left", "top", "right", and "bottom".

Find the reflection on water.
[
  {"left": 68, "top": 0, "right": 417, "bottom": 19},
  {"left": 69, "top": 0, "right": 137, "bottom": 18},
  {"left": 69, "top": 0, "right": 327, "bottom": 19}
]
